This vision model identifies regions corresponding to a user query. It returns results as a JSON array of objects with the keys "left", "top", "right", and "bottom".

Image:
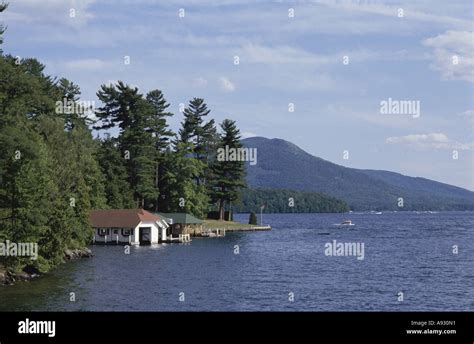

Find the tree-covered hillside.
[
  {"left": 243, "top": 137, "right": 474, "bottom": 211},
  {"left": 234, "top": 188, "right": 349, "bottom": 213}
]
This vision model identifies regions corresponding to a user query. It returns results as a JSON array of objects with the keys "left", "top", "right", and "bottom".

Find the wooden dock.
[
  {"left": 160, "top": 234, "right": 191, "bottom": 243},
  {"left": 201, "top": 228, "right": 226, "bottom": 237},
  {"left": 225, "top": 225, "right": 272, "bottom": 232},
  {"left": 199, "top": 225, "right": 272, "bottom": 235}
]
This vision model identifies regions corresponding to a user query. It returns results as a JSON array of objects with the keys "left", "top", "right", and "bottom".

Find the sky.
[{"left": 2, "top": 0, "right": 473, "bottom": 190}]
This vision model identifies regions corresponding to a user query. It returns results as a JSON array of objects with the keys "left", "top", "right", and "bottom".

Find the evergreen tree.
[
  {"left": 125, "top": 97, "right": 158, "bottom": 209},
  {"left": 234, "top": 188, "right": 349, "bottom": 213},
  {"left": 210, "top": 119, "right": 246, "bottom": 220},
  {"left": 158, "top": 142, "right": 209, "bottom": 218},
  {"left": 0, "top": 50, "right": 107, "bottom": 273},
  {"left": 145, "top": 89, "right": 174, "bottom": 211},
  {"left": 0, "top": 2, "right": 7, "bottom": 49},
  {"left": 145, "top": 89, "right": 174, "bottom": 148},
  {"left": 179, "top": 97, "right": 218, "bottom": 170},
  {"left": 56, "top": 78, "right": 92, "bottom": 129},
  {"left": 0, "top": 122, "right": 53, "bottom": 272},
  {"left": 97, "top": 136, "right": 135, "bottom": 209},
  {"left": 249, "top": 211, "right": 257, "bottom": 225},
  {"left": 95, "top": 82, "right": 157, "bottom": 208},
  {"left": 0, "top": 56, "right": 57, "bottom": 128},
  {"left": 75, "top": 128, "right": 107, "bottom": 207},
  {"left": 177, "top": 98, "right": 219, "bottom": 217}
]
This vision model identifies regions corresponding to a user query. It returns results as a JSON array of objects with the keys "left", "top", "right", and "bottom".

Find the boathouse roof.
[
  {"left": 90, "top": 209, "right": 163, "bottom": 228},
  {"left": 154, "top": 212, "right": 203, "bottom": 224}
]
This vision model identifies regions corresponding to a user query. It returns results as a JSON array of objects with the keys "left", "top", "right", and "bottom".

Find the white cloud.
[
  {"left": 64, "top": 58, "right": 108, "bottom": 70},
  {"left": 240, "top": 44, "right": 332, "bottom": 65},
  {"left": 241, "top": 131, "right": 257, "bottom": 139},
  {"left": 4, "top": 0, "right": 96, "bottom": 26},
  {"left": 459, "top": 110, "right": 474, "bottom": 119},
  {"left": 192, "top": 77, "right": 208, "bottom": 88},
  {"left": 219, "top": 77, "right": 235, "bottom": 92},
  {"left": 423, "top": 31, "right": 474, "bottom": 82},
  {"left": 313, "top": 1, "right": 472, "bottom": 30},
  {"left": 239, "top": 43, "right": 410, "bottom": 66},
  {"left": 386, "top": 133, "right": 473, "bottom": 150},
  {"left": 387, "top": 133, "right": 449, "bottom": 144}
]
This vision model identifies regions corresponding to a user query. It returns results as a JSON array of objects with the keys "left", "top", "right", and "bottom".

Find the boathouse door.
[{"left": 139, "top": 227, "right": 151, "bottom": 245}]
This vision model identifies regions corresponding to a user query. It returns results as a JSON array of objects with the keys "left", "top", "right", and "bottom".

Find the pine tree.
[
  {"left": 95, "top": 82, "right": 158, "bottom": 208},
  {"left": 126, "top": 97, "right": 158, "bottom": 209},
  {"left": 57, "top": 78, "right": 92, "bottom": 129},
  {"left": 210, "top": 119, "right": 246, "bottom": 220},
  {"left": 145, "top": 89, "right": 174, "bottom": 211},
  {"left": 0, "top": 51, "right": 107, "bottom": 273},
  {"left": 177, "top": 98, "right": 219, "bottom": 217},
  {"left": 145, "top": 89, "right": 174, "bottom": 148},
  {"left": 0, "top": 2, "right": 7, "bottom": 49},
  {"left": 69, "top": 121, "right": 107, "bottom": 209},
  {"left": 0, "top": 56, "right": 58, "bottom": 128},
  {"left": 97, "top": 136, "right": 135, "bottom": 209},
  {"left": 179, "top": 97, "right": 218, "bottom": 165},
  {"left": 0, "top": 121, "right": 53, "bottom": 272},
  {"left": 158, "top": 142, "right": 209, "bottom": 218},
  {"left": 249, "top": 211, "right": 257, "bottom": 225},
  {"left": 36, "top": 116, "right": 91, "bottom": 263}
]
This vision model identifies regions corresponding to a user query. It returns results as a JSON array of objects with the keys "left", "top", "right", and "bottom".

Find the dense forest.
[
  {"left": 0, "top": 3, "right": 245, "bottom": 274},
  {"left": 234, "top": 188, "right": 349, "bottom": 213}
]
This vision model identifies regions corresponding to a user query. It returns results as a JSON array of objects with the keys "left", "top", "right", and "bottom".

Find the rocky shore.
[
  {"left": 64, "top": 247, "right": 93, "bottom": 260},
  {"left": 0, "top": 247, "right": 93, "bottom": 285}
]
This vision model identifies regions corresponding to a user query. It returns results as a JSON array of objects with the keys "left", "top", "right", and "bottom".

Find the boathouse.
[
  {"left": 155, "top": 212, "right": 203, "bottom": 236},
  {"left": 90, "top": 209, "right": 169, "bottom": 245}
]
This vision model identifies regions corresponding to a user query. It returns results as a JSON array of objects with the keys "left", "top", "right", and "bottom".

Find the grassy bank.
[
  {"left": 203, "top": 220, "right": 271, "bottom": 232},
  {"left": 204, "top": 219, "right": 251, "bottom": 229}
]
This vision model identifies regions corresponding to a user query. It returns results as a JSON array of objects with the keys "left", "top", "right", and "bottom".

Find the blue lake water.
[{"left": 0, "top": 212, "right": 473, "bottom": 311}]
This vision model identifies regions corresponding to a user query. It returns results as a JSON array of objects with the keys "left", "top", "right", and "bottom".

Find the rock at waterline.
[{"left": 64, "top": 248, "right": 93, "bottom": 260}]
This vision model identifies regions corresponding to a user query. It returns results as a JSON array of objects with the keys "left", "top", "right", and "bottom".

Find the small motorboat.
[{"left": 340, "top": 220, "right": 353, "bottom": 225}]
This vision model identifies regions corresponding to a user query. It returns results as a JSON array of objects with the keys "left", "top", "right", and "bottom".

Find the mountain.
[{"left": 242, "top": 137, "right": 474, "bottom": 211}]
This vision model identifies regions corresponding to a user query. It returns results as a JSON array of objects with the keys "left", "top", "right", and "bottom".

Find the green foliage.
[
  {"left": 95, "top": 82, "right": 160, "bottom": 208},
  {"left": 0, "top": 55, "right": 58, "bottom": 128},
  {"left": 0, "top": 2, "right": 7, "bottom": 48},
  {"left": 179, "top": 98, "right": 212, "bottom": 151},
  {"left": 0, "top": 51, "right": 106, "bottom": 273},
  {"left": 158, "top": 143, "right": 210, "bottom": 219},
  {"left": 235, "top": 188, "right": 349, "bottom": 213},
  {"left": 249, "top": 211, "right": 257, "bottom": 225},
  {"left": 0, "top": 121, "right": 52, "bottom": 270},
  {"left": 97, "top": 136, "right": 134, "bottom": 209},
  {"left": 210, "top": 119, "right": 246, "bottom": 220},
  {"left": 171, "top": 97, "right": 218, "bottom": 216},
  {"left": 178, "top": 97, "right": 219, "bottom": 181}
]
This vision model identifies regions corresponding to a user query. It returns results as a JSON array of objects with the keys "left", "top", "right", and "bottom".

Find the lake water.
[{"left": 1, "top": 212, "right": 473, "bottom": 311}]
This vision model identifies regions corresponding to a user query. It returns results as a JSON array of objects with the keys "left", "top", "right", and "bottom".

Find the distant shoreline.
[{"left": 234, "top": 210, "right": 474, "bottom": 214}]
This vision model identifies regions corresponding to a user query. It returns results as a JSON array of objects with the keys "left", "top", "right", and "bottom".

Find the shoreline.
[
  {"left": 211, "top": 225, "right": 272, "bottom": 233},
  {"left": 199, "top": 219, "right": 272, "bottom": 235},
  {"left": 0, "top": 247, "right": 93, "bottom": 286}
]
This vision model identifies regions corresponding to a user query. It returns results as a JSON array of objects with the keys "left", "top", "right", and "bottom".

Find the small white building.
[{"left": 90, "top": 209, "right": 169, "bottom": 245}]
